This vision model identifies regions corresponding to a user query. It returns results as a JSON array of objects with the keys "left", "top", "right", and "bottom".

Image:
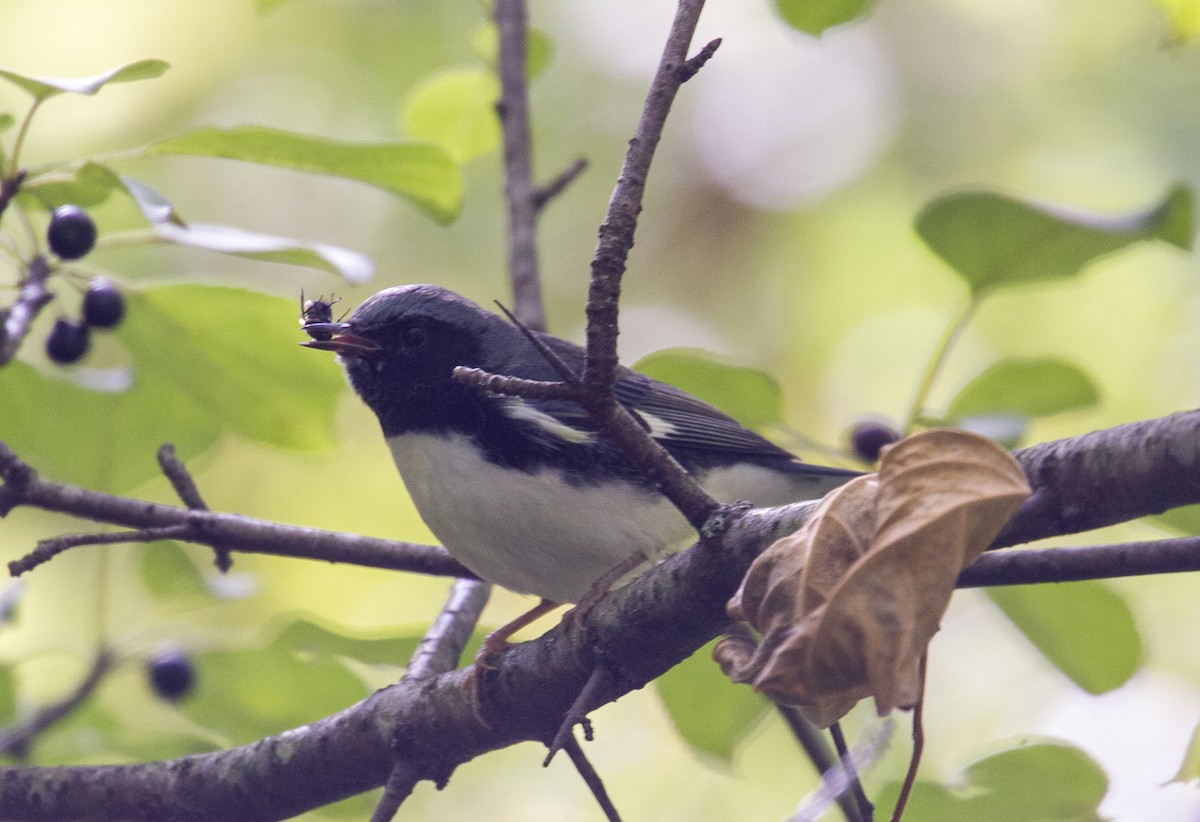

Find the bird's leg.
[
  {"left": 474, "top": 597, "right": 563, "bottom": 667},
  {"left": 574, "top": 553, "right": 648, "bottom": 617},
  {"left": 466, "top": 597, "right": 562, "bottom": 725}
]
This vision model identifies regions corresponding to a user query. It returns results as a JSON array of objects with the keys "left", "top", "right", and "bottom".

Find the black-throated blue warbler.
[{"left": 303, "top": 284, "right": 858, "bottom": 606}]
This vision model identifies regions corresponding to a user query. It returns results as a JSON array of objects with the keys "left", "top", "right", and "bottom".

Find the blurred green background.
[{"left": 1, "top": 0, "right": 1199, "bottom": 819}]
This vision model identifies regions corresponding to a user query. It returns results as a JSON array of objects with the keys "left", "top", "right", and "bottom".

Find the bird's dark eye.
[{"left": 401, "top": 325, "right": 427, "bottom": 348}]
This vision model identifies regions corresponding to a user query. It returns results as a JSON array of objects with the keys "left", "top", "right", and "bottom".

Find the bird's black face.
[{"left": 303, "top": 285, "right": 494, "bottom": 437}]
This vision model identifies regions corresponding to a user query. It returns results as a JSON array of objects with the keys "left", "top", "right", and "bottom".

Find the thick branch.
[{"left": 997, "top": 408, "right": 1200, "bottom": 547}]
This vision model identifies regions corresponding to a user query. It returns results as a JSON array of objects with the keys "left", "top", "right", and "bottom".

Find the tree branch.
[
  {"left": 495, "top": 0, "right": 545, "bottom": 332},
  {"left": 0, "top": 439, "right": 471, "bottom": 580},
  {"left": 0, "top": 253, "right": 54, "bottom": 367},
  {"left": 0, "top": 411, "right": 1199, "bottom": 819}
]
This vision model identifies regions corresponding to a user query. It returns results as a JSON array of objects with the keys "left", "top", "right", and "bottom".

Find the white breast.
[{"left": 387, "top": 433, "right": 692, "bottom": 603}]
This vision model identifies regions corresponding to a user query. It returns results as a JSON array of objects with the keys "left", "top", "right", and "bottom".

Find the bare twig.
[
  {"left": 495, "top": 0, "right": 545, "bottom": 331},
  {"left": 156, "top": 444, "right": 208, "bottom": 511},
  {"left": 155, "top": 443, "right": 233, "bottom": 572},
  {"left": 370, "top": 578, "right": 490, "bottom": 822},
  {"left": 678, "top": 38, "right": 722, "bottom": 82},
  {"left": 545, "top": 665, "right": 616, "bottom": 764},
  {"left": 778, "top": 706, "right": 869, "bottom": 822},
  {"left": 534, "top": 157, "right": 588, "bottom": 211},
  {"left": 960, "top": 537, "right": 1200, "bottom": 586},
  {"left": 830, "top": 723, "right": 874, "bottom": 822},
  {"left": 10, "top": 525, "right": 191, "bottom": 575},
  {"left": 574, "top": 0, "right": 720, "bottom": 531},
  {"left": 368, "top": 764, "right": 420, "bottom": 822},
  {"left": 0, "top": 439, "right": 471, "bottom": 579},
  {"left": 562, "top": 734, "right": 623, "bottom": 822},
  {"left": 0, "top": 646, "right": 113, "bottom": 758},
  {"left": 407, "top": 578, "right": 491, "bottom": 681}
]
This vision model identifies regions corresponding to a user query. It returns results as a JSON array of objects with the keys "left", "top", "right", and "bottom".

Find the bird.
[{"left": 302, "top": 284, "right": 859, "bottom": 610}]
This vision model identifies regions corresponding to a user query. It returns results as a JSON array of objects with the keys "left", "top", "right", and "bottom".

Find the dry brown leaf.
[{"left": 717, "top": 429, "right": 1030, "bottom": 727}]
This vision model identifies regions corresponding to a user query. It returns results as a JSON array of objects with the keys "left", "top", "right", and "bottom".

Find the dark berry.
[
  {"left": 45, "top": 317, "right": 90, "bottom": 364},
  {"left": 147, "top": 648, "right": 196, "bottom": 702},
  {"left": 82, "top": 278, "right": 125, "bottom": 329},
  {"left": 850, "top": 420, "right": 901, "bottom": 462},
  {"left": 47, "top": 204, "right": 97, "bottom": 260}
]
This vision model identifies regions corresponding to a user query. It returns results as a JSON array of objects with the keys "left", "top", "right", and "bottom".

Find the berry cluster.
[{"left": 42, "top": 205, "right": 127, "bottom": 366}]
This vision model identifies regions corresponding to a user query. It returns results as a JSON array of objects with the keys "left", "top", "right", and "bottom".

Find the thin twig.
[
  {"left": 408, "top": 578, "right": 491, "bottom": 680},
  {"left": 534, "top": 157, "right": 588, "bottom": 211},
  {"left": 452, "top": 366, "right": 576, "bottom": 401},
  {"left": 156, "top": 443, "right": 233, "bottom": 572},
  {"left": 561, "top": 734, "right": 623, "bottom": 822},
  {"left": 0, "top": 646, "right": 113, "bottom": 758},
  {"left": 678, "top": 38, "right": 722, "bottom": 81},
  {"left": 573, "top": 0, "right": 720, "bottom": 531},
  {"left": 156, "top": 444, "right": 208, "bottom": 510},
  {"left": 830, "top": 722, "right": 874, "bottom": 822},
  {"left": 545, "top": 665, "right": 616, "bottom": 765},
  {"left": 777, "top": 707, "right": 868, "bottom": 822},
  {"left": 368, "top": 763, "right": 421, "bottom": 822},
  {"left": 891, "top": 656, "right": 927, "bottom": 822},
  {"left": 495, "top": 0, "right": 545, "bottom": 331},
  {"left": 959, "top": 537, "right": 1200, "bottom": 587},
  {"left": 492, "top": 300, "right": 583, "bottom": 386},
  {"left": 10, "top": 525, "right": 192, "bottom": 575},
  {"left": 0, "top": 439, "right": 470, "bottom": 579}
]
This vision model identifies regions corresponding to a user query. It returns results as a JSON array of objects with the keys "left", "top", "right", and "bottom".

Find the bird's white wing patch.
[{"left": 500, "top": 398, "right": 596, "bottom": 444}]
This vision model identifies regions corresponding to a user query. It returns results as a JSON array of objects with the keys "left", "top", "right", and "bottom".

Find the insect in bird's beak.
[{"left": 300, "top": 323, "right": 381, "bottom": 354}]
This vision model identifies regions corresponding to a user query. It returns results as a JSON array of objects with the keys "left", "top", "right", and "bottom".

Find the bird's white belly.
[{"left": 387, "top": 433, "right": 692, "bottom": 603}]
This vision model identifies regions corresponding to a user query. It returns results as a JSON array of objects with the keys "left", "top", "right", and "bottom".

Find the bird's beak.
[{"left": 300, "top": 323, "right": 382, "bottom": 354}]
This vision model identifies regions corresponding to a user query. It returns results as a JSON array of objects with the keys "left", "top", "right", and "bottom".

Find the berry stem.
[
  {"left": 6, "top": 98, "right": 43, "bottom": 179},
  {"left": 902, "top": 293, "right": 981, "bottom": 435}
]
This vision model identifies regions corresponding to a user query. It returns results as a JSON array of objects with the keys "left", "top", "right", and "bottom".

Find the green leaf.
[
  {"left": 916, "top": 185, "right": 1195, "bottom": 294},
  {"left": 118, "top": 284, "right": 345, "bottom": 452},
  {"left": 0, "top": 59, "right": 169, "bottom": 101},
  {"left": 774, "top": 0, "right": 875, "bottom": 35},
  {"left": 118, "top": 175, "right": 184, "bottom": 225},
  {"left": 1171, "top": 721, "right": 1200, "bottom": 784},
  {"left": 179, "top": 646, "right": 367, "bottom": 746},
  {"left": 138, "top": 543, "right": 211, "bottom": 602},
  {"left": 470, "top": 24, "right": 554, "bottom": 79},
  {"left": 148, "top": 126, "right": 462, "bottom": 224},
  {"left": 20, "top": 162, "right": 123, "bottom": 209},
  {"left": 987, "top": 582, "right": 1143, "bottom": 694},
  {"left": 633, "top": 348, "right": 784, "bottom": 429},
  {"left": 1155, "top": 0, "right": 1200, "bottom": 41},
  {"left": 0, "top": 359, "right": 219, "bottom": 492},
  {"left": 401, "top": 69, "right": 501, "bottom": 164},
  {"left": 655, "top": 640, "right": 769, "bottom": 762},
  {"left": 877, "top": 742, "right": 1107, "bottom": 821},
  {"left": 150, "top": 223, "right": 373, "bottom": 283},
  {"left": 271, "top": 619, "right": 421, "bottom": 667},
  {"left": 0, "top": 113, "right": 15, "bottom": 132},
  {"left": 0, "top": 286, "right": 344, "bottom": 491},
  {"left": 947, "top": 358, "right": 1100, "bottom": 421}
]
